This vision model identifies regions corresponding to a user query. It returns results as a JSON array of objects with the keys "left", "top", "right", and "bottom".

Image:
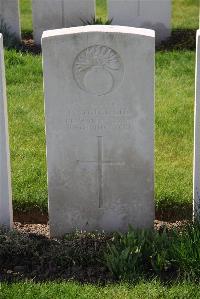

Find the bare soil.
[
  {"left": 13, "top": 202, "right": 193, "bottom": 225},
  {"left": 0, "top": 224, "right": 112, "bottom": 284}
]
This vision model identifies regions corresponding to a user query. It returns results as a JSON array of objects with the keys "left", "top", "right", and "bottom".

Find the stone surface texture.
[
  {"left": 0, "top": 34, "right": 13, "bottom": 228},
  {"left": 32, "top": 0, "right": 95, "bottom": 44},
  {"left": 194, "top": 30, "right": 200, "bottom": 220},
  {"left": 42, "top": 25, "right": 155, "bottom": 237},
  {"left": 0, "top": 0, "right": 21, "bottom": 39},
  {"left": 108, "top": 0, "right": 171, "bottom": 43}
]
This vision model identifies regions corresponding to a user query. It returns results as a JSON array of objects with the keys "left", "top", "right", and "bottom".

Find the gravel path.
[{"left": 13, "top": 220, "right": 190, "bottom": 238}]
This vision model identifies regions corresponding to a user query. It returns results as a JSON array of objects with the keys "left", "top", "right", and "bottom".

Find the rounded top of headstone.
[{"left": 42, "top": 25, "right": 155, "bottom": 40}]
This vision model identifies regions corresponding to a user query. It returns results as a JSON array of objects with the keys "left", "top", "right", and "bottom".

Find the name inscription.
[{"left": 66, "top": 108, "right": 134, "bottom": 130}]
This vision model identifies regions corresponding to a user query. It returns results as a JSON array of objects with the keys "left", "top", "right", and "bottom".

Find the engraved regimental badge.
[{"left": 73, "top": 45, "right": 124, "bottom": 96}]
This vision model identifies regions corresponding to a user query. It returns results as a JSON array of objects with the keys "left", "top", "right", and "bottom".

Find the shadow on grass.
[
  {"left": 158, "top": 29, "right": 196, "bottom": 51},
  {"left": 13, "top": 201, "right": 193, "bottom": 225},
  {"left": 156, "top": 202, "right": 193, "bottom": 221},
  {"left": 4, "top": 28, "right": 197, "bottom": 55}
]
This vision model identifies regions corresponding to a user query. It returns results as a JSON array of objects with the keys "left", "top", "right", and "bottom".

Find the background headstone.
[
  {"left": 32, "top": 0, "right": 95, "bottom": 45},
  {"left": 42, "top": 25, "right": 155, "bottom": 237},
  {"left": 194, "top": 29, "right": 200, "bottom": 220},
  {"left": 108, "top": 0, "right": 171, "bottom": 43},
  {"left": 0, "top": 34, "right": 13, "bottom": 228},
  {"left": 0, "top": 0, "right": 21, "bottom": 40}
]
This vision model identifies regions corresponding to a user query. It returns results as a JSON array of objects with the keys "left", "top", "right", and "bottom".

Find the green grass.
[
  {"left": 5, "top": 50, "right": 47, "bottom": 211},
  {"left": 1, "top": 281, "right": 200, "bottom": 299},
  {"left": 172, "top": 0, "right": 199, "bottom": 29},
  {"left": 20, "top": 0, "right": 32, "bottom": 36},
  {"left": 155, "top": 51, "right": 194, "bottom": 208},
  {"left": 6, "top": 0, "right": 196, "bottom": 212},
  {"left": 96, "top": 0, "right": 107, "bottom": 20},
  {"left": 5, "top": 49, "right": 195, "bottom": 211}
]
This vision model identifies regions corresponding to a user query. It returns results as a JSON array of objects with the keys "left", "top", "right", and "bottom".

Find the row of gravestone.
[
  {"left": 1, "top": 25, "right": 200, "bottom": 237},
  {"left": 1, "top": 0, "right": 171, "bottom": 45}
]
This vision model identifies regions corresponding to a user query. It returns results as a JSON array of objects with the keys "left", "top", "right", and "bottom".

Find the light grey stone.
[
  {"left": 32, "top": 0, "right": 95, "bottom": 45},
  {"left": 194, "top": 30, "right": 200, "bottom": 220},
  {"left": 0, "top": 34, "right": 13, "bottom": 228},
  {"left": 108, "top": 0, "right": 171, "bottom": 43},
  {"left": 0, "top": 0, "right": 21, "bottom": 40},
  {"left": 42, "top": 25, "right": 155, "bottom": 237}
]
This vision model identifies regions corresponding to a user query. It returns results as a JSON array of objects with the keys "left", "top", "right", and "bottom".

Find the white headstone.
[
  {"left": 32, "top": 0, "right": 95, "bottom": 45},
  {"left": 0, "top": 0, "right": 21, "bottom": 40},
  {"left": 108, "top": 0, "right": 171, "bottom": 43},
  {"left": 42, "top": 25, "right": 155, "bottom": 237},
  {"left": 194, "top": 30, "right": 200, "bottom": 220},
  {"left": 0, "top": 34, "right": 13, "bottom": 228}
]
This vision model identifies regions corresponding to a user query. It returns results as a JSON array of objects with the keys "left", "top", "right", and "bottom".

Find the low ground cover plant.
[
  {"left": 104, "top": 223, "right": 200, "bottom": 282},
  {"left": 81, "top": 16, "right": 112, "bottom": 25}
]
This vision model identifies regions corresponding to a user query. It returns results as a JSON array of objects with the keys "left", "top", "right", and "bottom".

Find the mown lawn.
[
  {"left": 6, "top": 51, "right": 46, "bottom": 211},
  {"left": 5, "top": 49, "right": 195, "bottom": 211},
  {"left": 20, "top": 0, "right": 32, "bottom": 35},
  {"left": 173, "top": 0, "right": 199, "bottom": 29},
  {"left": 6, "top": 1, "right": 195, "bottom": 213},
  {"left": 1, "top": 281, "right": 200, "bottom": 299},
  {"left": 155, "top": 51, "right": 194, "bottom": 208}
]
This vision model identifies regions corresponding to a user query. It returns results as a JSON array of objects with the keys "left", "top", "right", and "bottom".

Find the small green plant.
[
  {"left": 150, "top": 229, "right": 172, "bottom": 274},
  {"left": 171, "top": 223, "right": 200, "bottom": 279},
  {"left": 104, "top": 224, "right": 200, "bottom": 281},
  {"left": 81, "top": 16, "right": 112, "bottom": 25},
  {"left": 0, "top": 18, "right": 20, "bottom": 49},
  {"left": 104, "top": 228, "right": 151, "bottom": 281}
]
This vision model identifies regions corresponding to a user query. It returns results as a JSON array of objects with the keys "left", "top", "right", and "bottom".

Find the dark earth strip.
[{"left": 0, "top": 220, "right": 191, "bottom": 284}]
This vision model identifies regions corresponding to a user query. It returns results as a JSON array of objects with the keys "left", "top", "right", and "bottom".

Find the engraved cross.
[{"left": 77, "top": 136, "right": 124, "bottom": 208}]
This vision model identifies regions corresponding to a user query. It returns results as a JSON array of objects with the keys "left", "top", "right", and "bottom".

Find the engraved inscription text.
[{"left": 66, "top": 108, "right": 134, "bottom": 131}]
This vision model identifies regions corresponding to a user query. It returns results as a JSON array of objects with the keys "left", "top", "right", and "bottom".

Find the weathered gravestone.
[
  {"left": 0, "top": 34, "right": 13, "bottom": 228},
  {"left": 42, "top": 25, "right": 155, "bottom": 237},
  {"left": 32, "top": 0, "right": 95, "bottom": 45},
  {"left": 194, "top": 30, "right": 200, "bottom": 220},
  {"left": 108, "top": 0, "right": 171, "bottom": 43},
  {"left": 0, "top": 0, "right": 21, "bottom": 40}
]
